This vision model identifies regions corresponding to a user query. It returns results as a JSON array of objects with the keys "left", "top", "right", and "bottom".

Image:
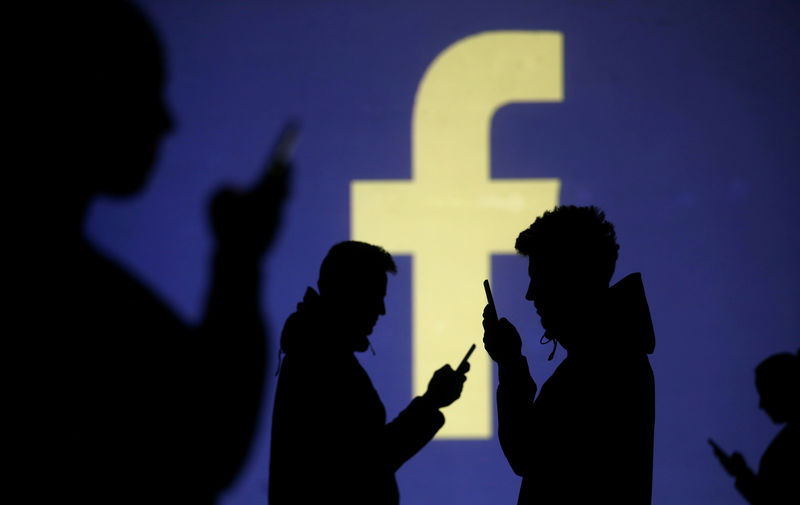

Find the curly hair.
[{"left": 515, "top": 205, "right": 619, "bottom": 285}]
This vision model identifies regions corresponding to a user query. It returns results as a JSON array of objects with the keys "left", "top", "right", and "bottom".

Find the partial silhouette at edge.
[
  {"left": 18, "top": 1, "right": 290, "bottom": 502},
  {"left": 710, "top": 350, "right": 800, "bottom": 504}
]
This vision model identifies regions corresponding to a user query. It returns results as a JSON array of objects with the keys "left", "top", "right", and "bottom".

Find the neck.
[
  {"left": 48, "top": 183, "right": 93, "bottom": 237},
  {"left": 316, "top": 296, "right": 361, "bottom": 352},
  {"left": 20, "top": 192, "right": 91, "bottom": 251},
  {"left": 60, "top": 197, "right": 91, "bottom": 239}
]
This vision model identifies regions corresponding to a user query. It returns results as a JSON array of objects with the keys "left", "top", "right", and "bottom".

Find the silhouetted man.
[
  {"left": 483, "top": 206, "right": 656, "bottom": 504},
  {"left": 710, "top": 351, "right": 799, "bottom": 504},
  {"left": 269, "top": 241, "right": 469, "bottom": 505},
  {"left": 20, "top": 1, "right": 287, "bottom": 502}
]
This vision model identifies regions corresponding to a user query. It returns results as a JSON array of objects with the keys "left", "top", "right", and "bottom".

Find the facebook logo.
[
  {"left": 352, "top": 31, "right": 561, "bottom": 438},
  {"left": 88, "top": 2, "right": 800, "bottom": 504}
]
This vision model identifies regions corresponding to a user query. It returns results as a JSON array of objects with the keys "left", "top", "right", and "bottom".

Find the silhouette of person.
[
  {"left": 482, "top": 205, "right": 656, "bottom": 504},
  {"left": 710, "top": 351, "right": 800, "bottom": 504},
  {"left": 20, "top": 1, "right": 288, "bottom": 502},
  {"left": 269, "top": 241, "right": 469, "bottom": 505}
]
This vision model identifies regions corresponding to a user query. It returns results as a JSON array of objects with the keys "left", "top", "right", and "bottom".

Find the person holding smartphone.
[
  {"left": 20, "top": 1, "right": 290, "bottom": 502},
  {"left": 482, "top": 206, "right": 656, "bottom": 504},
  {"left": 269, "top": 241, "right": 469, "bottom": 505},
  {"left": 710, "top": 351, "right": 799, "bottom": 504}
]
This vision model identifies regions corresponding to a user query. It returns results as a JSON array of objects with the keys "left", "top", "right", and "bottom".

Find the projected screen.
[{"left": 86, "top": 1, "right": 799, "bottom": 503}]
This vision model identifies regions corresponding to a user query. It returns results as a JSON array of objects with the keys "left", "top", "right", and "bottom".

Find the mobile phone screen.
[{"left": 270, "top": 121, "right": 300, "bottom": 168}]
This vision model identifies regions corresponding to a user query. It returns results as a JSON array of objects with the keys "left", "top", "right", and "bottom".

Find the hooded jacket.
[
  {"left": 497, "top": 273, "right": 656, "bottom": 505},
  {"left": 269, "top": 287, "right": 445, "bottom": 505}
]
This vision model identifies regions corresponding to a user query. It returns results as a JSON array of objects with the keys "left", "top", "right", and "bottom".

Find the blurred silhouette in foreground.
[
  {"left": 269, "top": 241, "right": 469, "bottom": 504},
  {"left": 710, "top": 351, "right": 799, "bottom": 504},
  {"left": 483, "top": 205, "right": 656, "bottom": 504},
  {"left": 22, "top": 1, "right": 289, "bottom": 502}
]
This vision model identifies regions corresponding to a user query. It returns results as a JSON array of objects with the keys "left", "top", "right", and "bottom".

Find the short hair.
[
  {"left": 756, "top": 352, "right": 799, "bottom": 393},
  {"left": 318, "top": 241, "right": 397, "bottom": 295},
  {"left": 515, "top": 205, "right": 619, "bottom": 285},
  {"left": 55, "top": 1, "right": 163, "bottom": 88}
]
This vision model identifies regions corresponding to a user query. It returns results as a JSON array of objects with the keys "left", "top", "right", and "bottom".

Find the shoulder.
[
  {"left": 276, "top": 351, "right": 372, "bottom": 397},
  {"left": 762, "top": 424, "right": 799, "bottom": 465}
]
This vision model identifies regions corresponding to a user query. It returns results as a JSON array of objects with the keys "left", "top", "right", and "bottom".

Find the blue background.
[{"left": 86, "top": 1, "right": 799, "bottom": 503}]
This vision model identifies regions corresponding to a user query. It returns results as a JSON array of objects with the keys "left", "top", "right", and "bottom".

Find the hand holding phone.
[
  {"left": 482, "top": 279, "right": 522, "bottom": 364},
  {"left": 209, "top": 121, "right": 298, "bottom": 253},
  {"left": 708, "top": 438, "right": 748, "bottom": 477},
  {"left": 424, "top": 363, "right": 467, "bottom": 409}
]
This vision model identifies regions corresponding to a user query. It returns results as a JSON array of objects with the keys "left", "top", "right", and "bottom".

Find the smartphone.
[
  {"left": 708, "top": 438, "right": 728, "bottom": 459},
  {"left": 457, "top": 343, "right": 476, "bottom": 374},
  {"left": 269, "top": 121, "right": 301, "bottom": 172},
  {"left": 483, "top": 279, "right": 498, "bottom": 324}
]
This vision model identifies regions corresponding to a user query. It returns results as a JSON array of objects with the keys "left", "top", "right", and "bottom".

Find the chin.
[
  {"left": 539, "top": 316, "right": 550, "bottom": 332},
  {"left": 540, "top": 318, "right": 562, "bottom": 337},
  {"left": 353, "top": 336, "right": 370, "bottom": 353},
  {"left": 767, "top": 413, "right": 786, "bottom": 424},
  {"left": 98, "top": 163, "right": 154, "bottom": 196}
]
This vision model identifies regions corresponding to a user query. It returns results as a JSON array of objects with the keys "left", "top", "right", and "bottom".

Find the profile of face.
[
  {"left": 525, "top": 253, "right": 605, "bottom": 349},
  {"left": 72, "top": 2, "right": 173, "bottom": 198},
  {"left": 93, "top": 60, "right": 172, "bottom": 196},
  {"left": 328, "top": 271, "right": 388, "bottom": 352},
  {"left": 757, "top": 376, "right": 792, "bottom": 424}
]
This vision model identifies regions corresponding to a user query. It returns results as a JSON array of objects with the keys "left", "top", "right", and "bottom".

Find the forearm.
[
  {"left": 496, "top": 354, "right": 538, "bottom": 476},
  {"left": 201, "top": 246, "right": 267, "bottom": 396},
  {"left": 381, "top": 395, "right": 445, "bottom": 472},
  {"left": 200, "top": 249, "right": 266, "bottom": 396},
  {"left": 734, "top": 468, "right": 762, "bottom": 505},
  {"left": 198, "top": 249, "right": 268, "bottom": 489},
  {"left": 203, "top": 246, "right": 264, "bottom": 329}
]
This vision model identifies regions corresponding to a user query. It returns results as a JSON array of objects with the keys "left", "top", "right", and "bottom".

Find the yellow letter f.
[{"left": 352, "top": 31, "right": 562, "bottom": 438}]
